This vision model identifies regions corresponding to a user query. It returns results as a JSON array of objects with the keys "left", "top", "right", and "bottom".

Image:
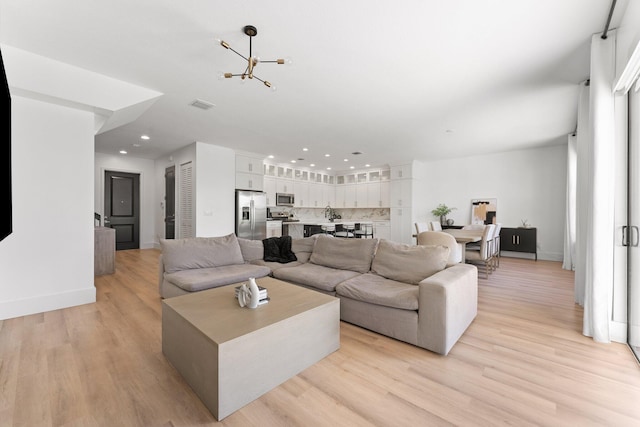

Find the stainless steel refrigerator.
[{"left": 235, "top": 190, "right": 267, "bottom": 240}]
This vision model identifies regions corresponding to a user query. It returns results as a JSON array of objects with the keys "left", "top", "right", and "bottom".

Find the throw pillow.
[
  {"left": 310, "top": 234, "right": 378, "bottom": 273},
  {"left": 371, "top": 239, "right": 449, "bottom": 285}
]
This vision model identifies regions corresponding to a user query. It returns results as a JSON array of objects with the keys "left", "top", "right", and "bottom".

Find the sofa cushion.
[
  {"left": 371, "top": 239, "right": 449, "bottom": 285},
  {"left": 310, "top": 235, "right": 378, "bottom": 273},
  {"left": 336, "top": 273, "right": 419, "bottom": 310},
  {"left": 273, "top": 263, "right": 361, "bottom": 293},
  {"left": 237, "top": 237, "right": 264, "bottom": 262},
  {"left": 164, "top": 264, "right": 271, "bottom": 292},
  {"left": 291, "top": 236, "right": 318, "bottom": 263},
  {"left": 160, "top": 234, "right": 245, "bottom": 274},
  {"left": 252, "top": 259, "right": 303, "bottom": 271}
]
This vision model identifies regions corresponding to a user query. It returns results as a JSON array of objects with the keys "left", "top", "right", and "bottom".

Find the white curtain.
[
  {"left": 576, "top": 33, "right": 617, "bottom": 342},
  {"left": 563, "top": 133, "right": 577, "bottom": 271},
  {"left": 573, "top": 83, "right": 590, "bottom": 302}
]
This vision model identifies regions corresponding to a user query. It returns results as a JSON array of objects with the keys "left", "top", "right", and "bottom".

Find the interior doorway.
[
  {"left": 165, "top": 165, "right": 175, "bottom": 239},
  {"left": 104, "top": 170, "right": 140, "bottom": 250}
]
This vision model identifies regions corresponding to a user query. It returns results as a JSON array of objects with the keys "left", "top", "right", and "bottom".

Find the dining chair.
[
  {"left": 492, "top": 223, "right": 502, "bottom": 269},
  {"left": 415, "top": 222, "right": 430, "bottom": 234},
  {"left": 465, "top": 224, "right": 496, "bottom": 279},
  {"left": 429, "top": 221, "right": 442, "bottom": 231},
  {"left": 417, "top": 231, "right": 463, "bottom": 265}
]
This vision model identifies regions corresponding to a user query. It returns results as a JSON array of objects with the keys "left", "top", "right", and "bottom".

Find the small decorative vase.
[
  {"left": 447, "top": 218, "right": 454, "bottom": 226},
  {"left": 440, "top": 215, "right": 447, "bottom": 226},
  {"left": 247, "top": 277, "right": 259, "bottom": 309}
]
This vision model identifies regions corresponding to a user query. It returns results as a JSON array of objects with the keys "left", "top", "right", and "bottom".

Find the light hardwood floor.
[{"left": 1, "top": 250, "right": 640, "bottom": 426}]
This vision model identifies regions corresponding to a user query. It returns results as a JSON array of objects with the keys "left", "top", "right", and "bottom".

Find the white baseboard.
[
  {"left": 500, "top": 251, "right": 563, "bottom": 262},
  {"left": 0, "top": 287, "right": 96, "bottom": 320}
]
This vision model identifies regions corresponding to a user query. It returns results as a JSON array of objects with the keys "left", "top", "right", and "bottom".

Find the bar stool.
[
  {"left": 334, "top": 224, "right": 355, "bottom": 238},
  {"left": 354, "top": 223, "right": 374, "bottom": 238},
  {"left": 321, "top": 224, "right": 336, "bottom": 236}
]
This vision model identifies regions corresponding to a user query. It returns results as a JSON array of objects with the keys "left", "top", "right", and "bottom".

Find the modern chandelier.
[{"left": 217, "top": 25, "right": 290, "bottom": 90}]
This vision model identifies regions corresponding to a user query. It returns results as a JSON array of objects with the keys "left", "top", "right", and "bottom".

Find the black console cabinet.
[{"left": 500, "top": 227, "right": 537, "bottom": 260}]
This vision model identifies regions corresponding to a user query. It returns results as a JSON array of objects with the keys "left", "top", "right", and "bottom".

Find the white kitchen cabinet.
[
  {"left": 390, "top": 207, "right": 413, "bottom": 244},
  {"left": 294, "top": 181, "right": 309, "bottom": 207},
  {"left": 334, "top": 185, "right": 346, "bottom": 208},
  {"left": 390, "top": 179, "right": 412, "bottom": 207},
  {"left": 276, "top": 179, "right": 292, "bottom": 194},
  {"left": 266, "top": 221, "right": 282, "bottom": 238},
  {"left": 235, "top": 172, "right": 263, "bottom": 191},
  {"left": 236, "top": 153, "right": 264, "bottom": 191},
  {"left": 236, "top": 155, "right": 262, "bottom": 174},
  {"left": 345, "top": 184, "right": 357, "bottom": 208},
  {"left": 323, "top": 184, "right": 335, "bottom": 207},
  {"left": 264, "top": 176, "right": 276, "bottom": 206},
  {"left": 391, "top": 164, "right": 413, "bottom": 180},
  {"left": 373, "top": 221, "right": 391, "bottom": 240},
  {"left": 308, "top": 183, "right": 323, "bottom": 207},
  {"left": 379, "top": 181, "right": 390, "bottom": 207}
]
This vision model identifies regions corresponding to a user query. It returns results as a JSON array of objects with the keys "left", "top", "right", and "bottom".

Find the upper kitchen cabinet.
[{"left": 235, "top": 153, "right": 264, "bottom": 191}]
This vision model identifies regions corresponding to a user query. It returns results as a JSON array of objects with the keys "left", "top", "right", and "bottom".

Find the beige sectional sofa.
[{"left": 158, "top": 233, "right": 478, "bottom": 355}]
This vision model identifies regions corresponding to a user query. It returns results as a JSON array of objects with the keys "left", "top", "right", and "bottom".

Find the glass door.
[{"left": 628, "top": 86, "right": 640, "bottom": 361}]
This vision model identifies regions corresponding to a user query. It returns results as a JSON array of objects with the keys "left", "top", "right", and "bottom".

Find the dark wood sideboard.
[{"left": 500, "top": 227, "right": 537, "bottom": 261}]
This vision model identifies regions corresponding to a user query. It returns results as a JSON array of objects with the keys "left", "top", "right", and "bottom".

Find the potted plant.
[{"left": 431, "top": 204, "right": 456, "bottom": 226}]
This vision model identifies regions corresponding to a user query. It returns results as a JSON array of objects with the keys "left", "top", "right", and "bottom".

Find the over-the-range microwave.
[{"left": 276, "top": 193, "right": 295, "bottom": 207}]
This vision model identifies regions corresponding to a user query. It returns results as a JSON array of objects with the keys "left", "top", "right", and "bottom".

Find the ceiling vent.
[{"left": 190, "top": 99, "right": 215, "bottom": 110}]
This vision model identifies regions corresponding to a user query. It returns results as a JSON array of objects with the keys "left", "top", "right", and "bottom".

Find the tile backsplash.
[{"left": 287, "top": 208, "right": 390, "bottom": 221}]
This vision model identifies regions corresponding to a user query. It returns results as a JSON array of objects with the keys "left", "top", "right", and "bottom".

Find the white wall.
[
  {"left": 195, "top": 142, "right": 235, "bottom": 237},
  {"left": 153, "top": 142, "right": 235, "bottom": 244},
  {"left": 418, "top": 144, "right": 567, "bottom": 261},
  {"left": 94, "top": 153, "right": 156, "bottom": 249},
  {"left": 0, "top": 96, "right": 96, "bottom": 320}
]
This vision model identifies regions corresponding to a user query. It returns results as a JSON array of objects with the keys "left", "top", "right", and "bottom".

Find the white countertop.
[{"left": 285, "top": 220, "right": 374, "bottom": 226}]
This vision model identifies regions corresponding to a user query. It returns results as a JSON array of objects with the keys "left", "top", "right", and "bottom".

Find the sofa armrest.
[{"left": 417, "top": 264, "right": 478, "bottom": 355}]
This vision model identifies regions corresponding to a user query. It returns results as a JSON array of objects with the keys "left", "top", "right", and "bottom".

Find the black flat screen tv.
[{"left": 1, "top": 48, "right": 12, "bottom": 242}]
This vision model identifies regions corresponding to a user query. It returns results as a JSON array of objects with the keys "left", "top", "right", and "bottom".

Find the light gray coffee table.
[{"left": 162, "top": 277, "right": 340, "bottom": 420}]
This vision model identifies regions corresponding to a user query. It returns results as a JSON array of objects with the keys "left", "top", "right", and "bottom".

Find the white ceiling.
[{"left": 0, "top": 0, "right": 626, "bottom": 171}]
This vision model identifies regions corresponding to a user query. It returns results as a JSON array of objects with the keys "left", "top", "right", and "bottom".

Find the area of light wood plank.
[{"left": 1, "top": 250, "right": 639, "bottom": 426}]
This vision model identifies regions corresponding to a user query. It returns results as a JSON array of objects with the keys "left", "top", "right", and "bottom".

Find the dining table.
[{"left": 441, "top": 228, "right": 483, "bottom": 263}]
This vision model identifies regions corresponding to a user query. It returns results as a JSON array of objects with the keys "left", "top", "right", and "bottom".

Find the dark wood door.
[
  {"left": 165, "top": 166, "right": 175, "bottom": 239},
  {"left": 104, "top": 171, "right": 140, "bottom": 250}
]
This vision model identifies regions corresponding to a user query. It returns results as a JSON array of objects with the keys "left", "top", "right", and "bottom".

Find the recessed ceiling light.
[
  {"left": 119, "top": 150, "right": 127, "bottom": 154},
  {"left": 268, "top": 155, "right": 275, "bottom": 159},
  {"left": 325, "top": 154, "right": 330, "bottom": 157},
  {"left": 302, "top": 148, "right": 308, "bottom": 152},
  {"left": 291, "top": 160, "right": 296, "bottom": 163},
  {"left": 326, "top": 167, "right": 332, "bottom": 170},
  {"left": 310, "top": 163, "right": 315, "bottom": 167},
  {"left": 140, "top": 135, "right": 150, "bottom": 140},
  {"left": 365, "top": 164, "right": 371, "bottom": 167},
  {"left": 350, "top": 166, "right": 355, "bottom": 169},
  {"left": 343, "top": 159, "right": 349, "bottom": 162}
]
